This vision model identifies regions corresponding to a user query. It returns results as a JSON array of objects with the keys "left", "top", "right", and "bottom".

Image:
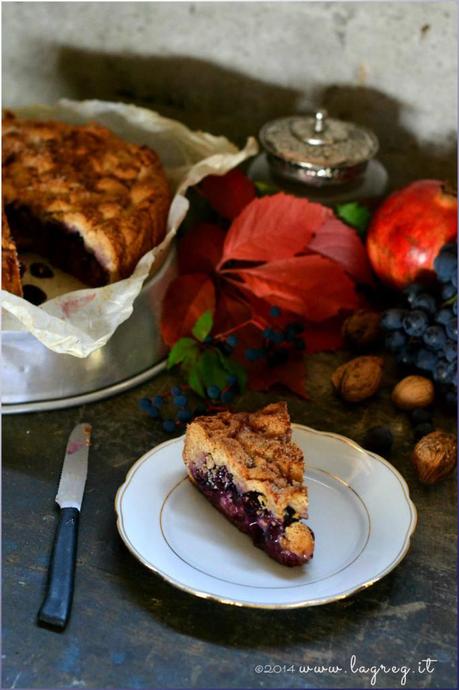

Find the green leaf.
[
  {"left": 336, "top": 202, "right": 372, "bottom": 236},
  {"left": 187, "top": 347, "right": 248, "bottom": 399},
  {"left": 196, "top": 349, "right": 229, "bottom": 390},
  {"left": 192, "top": 310, "right": 214, "bottom": 342},
  {"left": 215, "top": 349, "right": 247, "bottom": 392},
  {"left": 187, "top": 363, "right": 206, "bottom": 397},
  {"left": 167, "top": 337, "right": 199, "bottom": 369}
]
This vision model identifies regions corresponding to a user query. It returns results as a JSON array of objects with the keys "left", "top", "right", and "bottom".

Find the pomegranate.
[{"left": 366, "top": 180, "right": 457, "bottom": 289}]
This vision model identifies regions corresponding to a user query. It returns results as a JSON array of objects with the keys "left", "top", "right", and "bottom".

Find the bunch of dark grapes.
[{"left": 381, "top": 242, "right": 457, "bottom": 405}]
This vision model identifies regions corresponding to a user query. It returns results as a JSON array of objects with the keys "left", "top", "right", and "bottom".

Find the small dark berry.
[
  {"left": 434, "top": 360, "right": 456, "bottom": 384},
  {"left": 23, "top": 284, "right": 47, "bottom": 305},
  {"left": 177, "top": 409, "right": 193, "bottom": 423},
  {"left": 269, "top": 306, "right": 281, "bottom": 317},
  {"left": 413, "top": 422, "right": 434, "bottom": 441},
  {"left": 173, "top": 394, "right": 188, "bottom": 407},
  {"left": 402, "top": 310, "right": 429, "bottom": 337},
  {"left": 153, "top": 395, "right": 164, "bottom": 407},
  {"left": 436, "top": 308, "right": 452, "bottom": 325},
  {"left": 270, "top": 330, "right": 284, "bottom": 344},
  {"left": 263, "top": 327, "right": 274, "bottom": 340},
  {"left": 245, "top": 348, "right": 264, "bottom": 361},
  {"left": 362, "top": 426, "right": 393, "bottom": 456},
  {"left": 423, "top": 325, "right": 447, "bottom": 350},
  {"left": 139, "top": 398, "right": 152, "bottom": 413},
  {"left": 139, "top": 400, "right": 160, "bottom": 418},
  {"left": 207, "top": 385, "right": 221, "bottom": 399},
  {"left": 30, "top": 262, "right": 54, "bottom": 279},
  {"left": 410, "top": 408, "right": 433, "bottom": 425},
  {"left": 381, "top": 309, "right": 405, "bottom": 331},
  {"left": 385, "top": 330, "right": 406, "bottom": 352},
  {"left": 412, "top": 293, "right": 436, "bottom": 314},
  {"left": 446, "top": 318, "right": 457, "bottom": 340},
  {"left": 221, "top": 389, "right": 235, "bottom": 403},
  {"left": 226, "top": 335, "right": 238, "bottom": 347},
  {"left": 434, "top": 250, "right": 457, "bottom": 283},
  {"left": 404, "top": 283, "right": 423, "bottom": 306},
  {"left": 162, "top": 419, "right": 176, "bottom": 433},
  {"left": 415, "top": 348, "right": 436, "bottom": 372},
  {"left": 444, "top": 341, "right": 457, "bottom": 363},
  {"left": 396, "top": 346, "right": 415, "bottom": 366},
  {"left": 442, "top": 282, "right": 456, "bottom": 300}
]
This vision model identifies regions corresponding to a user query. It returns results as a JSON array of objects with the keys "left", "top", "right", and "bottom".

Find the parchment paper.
[{"left": 1, "top": 99, "right": 258, "bottom": 357}]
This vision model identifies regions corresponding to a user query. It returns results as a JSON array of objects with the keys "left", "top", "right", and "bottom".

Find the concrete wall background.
[{"left": 2, "top": 1, "right": 457, "bottom": 187}]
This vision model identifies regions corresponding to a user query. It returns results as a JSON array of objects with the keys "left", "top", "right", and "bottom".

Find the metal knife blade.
[{"left": 55, "top": 423, "right": 91, "bottom": 510}]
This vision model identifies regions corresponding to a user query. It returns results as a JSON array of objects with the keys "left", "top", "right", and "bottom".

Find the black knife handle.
[{"left": 37, "top": 507, "right": 80, "bottom": 629}]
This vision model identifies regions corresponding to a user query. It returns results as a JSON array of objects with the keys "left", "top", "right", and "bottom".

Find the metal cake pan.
[{"left": 2, "top": 245, "right": 177, "bottom": 413}]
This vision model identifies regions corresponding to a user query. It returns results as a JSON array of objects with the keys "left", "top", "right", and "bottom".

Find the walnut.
[
  {"left": 413, "top": 431, "right": 457, "bottom": 484},
  {"left": 342, "top": 310, "right": 381, "bottom": 349},
  {"left": 331, "top": 356, "right": 384, "bottom": 402},
  {"left": 391, "top": 376, "right": 434, "bottom": 410}
]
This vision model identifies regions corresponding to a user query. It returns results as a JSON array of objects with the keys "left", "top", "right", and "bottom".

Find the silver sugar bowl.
[
  {"left": 259, "top": 110, "right": 379, "bottom": 187},
  {"left": 249, "top": 110, "right": 387, "bottom": 204}
]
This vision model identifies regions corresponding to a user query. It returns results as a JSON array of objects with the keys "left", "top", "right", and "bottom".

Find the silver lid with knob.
[{"left": 259, "top": 110, "right": 379, "bottom": 187}]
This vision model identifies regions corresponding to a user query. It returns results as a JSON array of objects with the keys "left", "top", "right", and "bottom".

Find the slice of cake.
[
  {"left": 183, "top": 402, "right": 314, "bottom": 567},
  {"left": 2, "top": 112, "right": 171, "bottom": 288}
]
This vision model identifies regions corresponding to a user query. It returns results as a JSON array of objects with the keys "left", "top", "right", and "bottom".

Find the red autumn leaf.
[
  {"left": 308, "top": 217, "right": 374, "bottom": 285},
  {"left": 199, "top": 168, "right": 256, "bottom": 220},
  {"left": 178, "top": 223, "right": 226, "bottom": 275},
  {"left": 220, "top": 193, "right": 328, "bottom": 265},
  {"left": 160, "top": 273, "right": 216, "bottom": 346},
  {"left": 228, "top": 322, "right": 307, "bottom": 397},
  {"left": 213, "top": 287, "right": 252, "bottom": 336},
  {"left": 303, "top": 317, "right": 345, "bottom": 354},
  {"left": 226, "top": 254, "right": 360, "bottom": 320},
  {"left": 249, "top": 356, "right": 308, "bottom": 399}
]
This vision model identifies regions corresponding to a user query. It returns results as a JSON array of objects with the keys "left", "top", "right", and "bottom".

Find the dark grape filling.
[
  {"left": 189, "top": 460, "right": 309, "bottom": 566},
  {"left": 22, "top": 284, "right": 47, "bottom": 305},
  {"left": 30, "top": 262, "right": 54, "bottom": 279}
]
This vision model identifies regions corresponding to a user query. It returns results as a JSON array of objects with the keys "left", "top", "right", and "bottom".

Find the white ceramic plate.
[{"left": 115, "top": 425, "right": 417, "bottom": 609}]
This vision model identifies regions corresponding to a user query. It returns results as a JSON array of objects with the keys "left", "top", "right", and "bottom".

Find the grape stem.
[{"left": 442, "top": 295, "right": 458, "bottom": 308}]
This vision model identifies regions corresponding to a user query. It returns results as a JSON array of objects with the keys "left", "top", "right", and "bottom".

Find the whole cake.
[
  {"left": 2, "top": 112, "right": 171, "bottom": 289},
  {"left": 183, "top": 402, "right": 314, "bottom": 567}
]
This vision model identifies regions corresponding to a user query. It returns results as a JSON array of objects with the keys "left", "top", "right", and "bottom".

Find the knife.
[{"left": 37, "top": 423, "right": 91, "bottom": 629}]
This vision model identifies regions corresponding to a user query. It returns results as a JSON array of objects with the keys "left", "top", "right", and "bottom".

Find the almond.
[{"left": 391, "top": 375, "right": 434, "bottom": 410}]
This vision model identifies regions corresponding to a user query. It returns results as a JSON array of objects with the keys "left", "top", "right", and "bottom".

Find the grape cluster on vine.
[{"left": 381, "top": 242, "right": 457, "bottom": 404}]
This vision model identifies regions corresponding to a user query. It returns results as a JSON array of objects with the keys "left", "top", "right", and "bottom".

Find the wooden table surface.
[{"left": 2, "top": 352, "right": 457, "bottom": 689}]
